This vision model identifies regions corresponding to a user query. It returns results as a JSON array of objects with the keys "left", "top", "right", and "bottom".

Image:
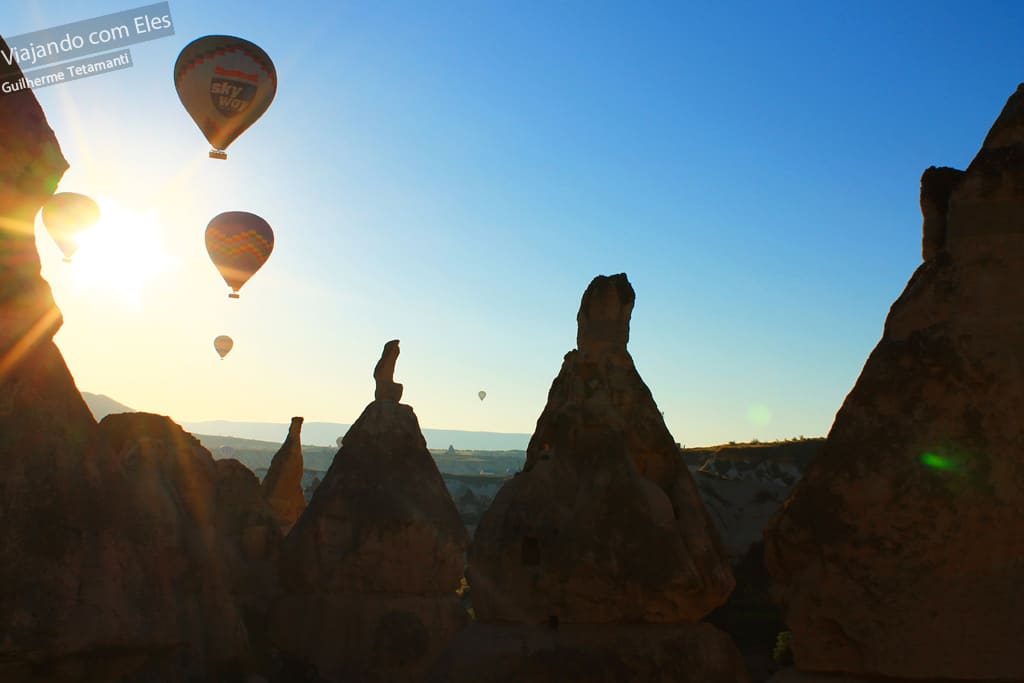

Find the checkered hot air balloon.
[
  {"left": 174, "top": 35, "right": 277, "bottom": 160},
  {"left": 205, "top": 211, "right": 274, "bottom": 298}
]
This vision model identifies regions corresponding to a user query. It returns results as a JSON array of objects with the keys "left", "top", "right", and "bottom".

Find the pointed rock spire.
[
  {"left": 469, "top": 273, "right": 733, "bottom": 624},
  {"left": 261, "top": 416, "right": 306, "bottom": 536},
  {"left": 270, "top": 344, "right": 468, "bottom": 681}
]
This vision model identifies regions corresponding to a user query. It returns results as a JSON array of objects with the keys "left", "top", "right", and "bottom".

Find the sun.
[{"left": 66, "top": 200, "right": 175, "bottom": 308}]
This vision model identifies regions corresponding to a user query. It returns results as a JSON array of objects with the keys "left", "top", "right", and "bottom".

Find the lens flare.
[
  {"left": 747, "top": 404, "right": 772, "bottom": 426},
  {"left": 919, "top": 451, "right": 964, "bottom": 473}
]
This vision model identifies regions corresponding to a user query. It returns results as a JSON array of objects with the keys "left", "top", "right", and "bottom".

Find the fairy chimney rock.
[
  {"left": 576, "top": 273, "right": 634, "bottom": 356},
  {"left": 261, "top": 416, "right": 306, "bottom": 535},
  {"left": 468, "top": 273, "right": 734, "bottom": 625},
  {"left": 270, "top": 343, "right": 468, "bottom": 681},
  {"left": 765, "top": 83, "right": 1024, "bottom": 681},
  {"left": 373, "top": 339, "right": 403, "bottom": 401}
]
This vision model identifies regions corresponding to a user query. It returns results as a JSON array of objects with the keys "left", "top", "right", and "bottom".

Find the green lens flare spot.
[
  {"left": 920, "top": 452, "right": 962, "bottom": 472},
  {"left": 747, "top": 404, "right": 772, "bottom": 426}
]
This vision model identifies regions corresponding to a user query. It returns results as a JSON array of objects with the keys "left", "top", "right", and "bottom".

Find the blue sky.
[{"left": 8, "top": 1, "right": 1024, "bottom": 445}]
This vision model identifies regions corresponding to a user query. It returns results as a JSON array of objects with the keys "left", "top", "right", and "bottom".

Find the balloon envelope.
[
  {"left": 214, "top": 335, "right": 233, "bottom": 359},
  {"left": 478, "top": 391, "right": 486, "bottom": 401},
  {"left": 41, "top": 192, "right": 100, "bottom": 261},
  {"left": 205, "top": 212, "right": 274, "bottom": 298},
  {"left": 174, "top": 35, "right": 277, "bottom": 159}
]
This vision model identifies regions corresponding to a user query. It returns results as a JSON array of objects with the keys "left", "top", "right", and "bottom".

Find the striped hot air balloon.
[
  {"left": 174, "top": 35, "right": 277, "bottom": 160},
  {"left": 205, "top": 211, "right": 274, "bottom": 298}
]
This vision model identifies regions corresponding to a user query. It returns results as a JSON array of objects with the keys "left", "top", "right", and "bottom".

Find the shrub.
[{"left": 773, "top": 631, "right": 793, "bottom": 664}]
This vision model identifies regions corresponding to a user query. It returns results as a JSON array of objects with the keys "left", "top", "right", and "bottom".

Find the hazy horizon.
[{"left": 13, "top": 1, "right": 1024, "bottom": 445}]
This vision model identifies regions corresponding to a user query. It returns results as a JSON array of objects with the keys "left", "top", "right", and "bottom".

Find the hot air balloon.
[
  {"left": 41, "top": 192, "right": 100, "bottom": 262},
  {"left": 478, "top": 391, "right": 487, "bottom": 401},
  {"left": 174, "top": 35, "right": 277, "bottom": 160},
  {"left": 205, "top": 211, "right": 274, "bottom": 298},
  {"left": 214, "top": 335, "right": 233, "bottom": 359}
]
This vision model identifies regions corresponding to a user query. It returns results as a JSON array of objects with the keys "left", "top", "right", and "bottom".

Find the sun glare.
[{"left": 68, "top": 200, "right": 175, "bottom": 308}]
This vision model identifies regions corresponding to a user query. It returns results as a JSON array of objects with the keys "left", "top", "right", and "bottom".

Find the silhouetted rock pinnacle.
[
  {"left": 433, "top": 274, "right": 747, "bottom": 682},
  {"left": 261, "top": 416, "right": 306, "bottom": 535},
  {"left": 271, "top": 343, "right": 468, "bottom": 681},
  {"left": 373, "top": 338, "right": 403, "bottom": 401}
]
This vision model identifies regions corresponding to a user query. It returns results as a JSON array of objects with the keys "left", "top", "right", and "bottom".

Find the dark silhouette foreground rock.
[
  {"left": 429, "top": 622, "right": 748, "bottom": 683},
  {"left": 98, "top": 414, "right": 255, "bottom": 678},
  {"left": 432, "top": 274, "right": 746, "bottom": 682},
  {"left": 0, "top": 35, "right": 172, "bottom": 681},
  {"left": 0, "top": 40, "right": 279, "bottom": 680},
  {"left": 765, "top": 84, "right": 1024, "bottom": 680},
  {"left": 270, "top": 344, "right": 468, "bottom": 681},
  {"left": 260, "top": 415, "right": 306, "bottom": 535}
]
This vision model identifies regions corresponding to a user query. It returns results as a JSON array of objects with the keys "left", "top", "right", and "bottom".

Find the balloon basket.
[
  {"left": 209, "top": 149, "right": 227, "bottom": 160},
  {"left": 62, "top": 257, "right": 72, "bottom": 263},
  {"left": 228, "top": 292, "right": 240, "bottom": 299}
]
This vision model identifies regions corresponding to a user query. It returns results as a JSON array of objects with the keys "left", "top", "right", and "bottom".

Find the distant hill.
[
  {"left": 192, "top": 432, "right": 525, "bottom": 475},
  {"left": 680, "top": 438, "right": 824, "bottom": 471},
  {"left": 182, "top": 419, "right": 531, "bottom": 451},
  {"left": 81, "top": 392, "right": 136, "bottom": 420},
  {"left": 194, "top": 433, "right": 338, "bottom": 472}
]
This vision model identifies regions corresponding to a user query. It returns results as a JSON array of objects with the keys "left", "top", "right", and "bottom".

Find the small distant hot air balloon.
[
  {"left": 214, "top": 335, "right": 234, "bottom": 359},
  {"left": 218, "top": 445, "right": 235, "bottom": 457},
  {"left": 41, "top": 192, "right": 100, "bottom": 262},
  {"left": 336, "top": 436, "right": 344, "bottom": 448},
  {"left": 174, "top": 35, "right": 277, "bottom": 160},
  {"left": 205, "top": 211, "right": 274, "bottom": 298},
  {"left": 478, "top": 391, "right": 487, "bottom": 401}
]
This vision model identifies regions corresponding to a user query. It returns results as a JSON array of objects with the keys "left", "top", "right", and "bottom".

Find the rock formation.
[
  {"left": 0, "top": 35, "right": 160, "bottom": 681},
  {"left": 0, "top": 41, "right": 278, "bottom": 680},
  {"left": 469, "top": 274, "right": 734, "bottom": 623},
  {"left": 98, "top": 413, "right": 254, "bottom": 678},
  {"left": 431, "top": 274, "right": 747, "bottom": 682},
  {"left": 215, "top": 457, "right": 283, "bottom": 667},
  {"left": 765, "top": 84, "right": 1024, "bottom": 680},
  {"left": 270, "top": 343, "right": 469, "bottom": 681},
  {"left": 303, "top": 474, "right": 322, "bottom": 503},
  {"left": 260, "top": 415, "right": 306, "bottom": 535},
  {"left": 430, "top": 622, "right": 750, "bottom": 683},
  {"left": 680, "top": 441, "right": 822, "bottom": 561},
  {"left": 373, "top": 338, "right": 403, "bottom": 401},
  {"left": 920, "top": 165, "right": 964, "bottom": 260}
]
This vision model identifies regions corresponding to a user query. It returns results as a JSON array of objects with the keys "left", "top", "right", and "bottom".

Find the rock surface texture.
[
  {"left": 765, "top": 84, "right": 1024, "bottom": 680},
  {"left": 271, "top": 345, "right": 469, "bottom": 681},
  {"left": 432, "top": 274, "right": 746, "bottom": 683},
  {"left": 260, "top": 415, "right": 306, "bottom": 535},
  {"left": 98, "top": 413, "right": 254, "bottom": 678}
]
